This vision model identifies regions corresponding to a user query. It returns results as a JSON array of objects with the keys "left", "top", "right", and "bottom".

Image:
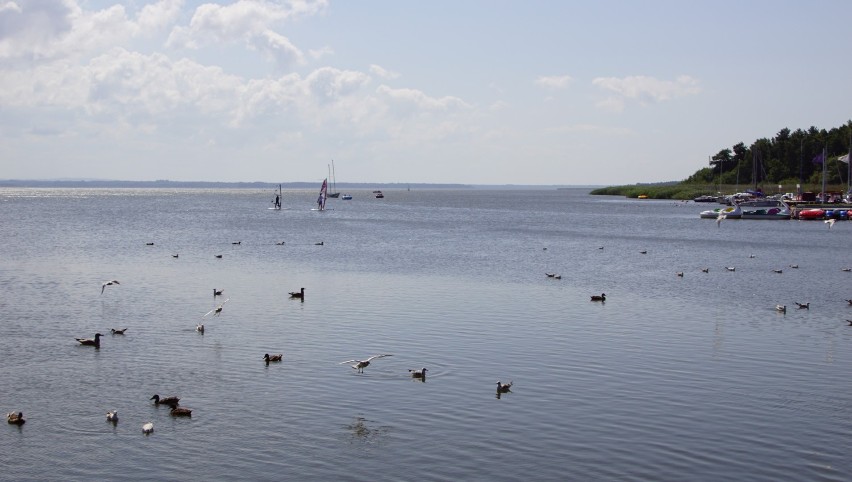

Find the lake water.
[{"left": 1, "top": 187, "right": 851, "bottom": 481}]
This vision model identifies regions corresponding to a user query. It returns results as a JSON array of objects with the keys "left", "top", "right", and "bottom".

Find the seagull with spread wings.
[{"left": 339, "top": 354, "right": 393, "bottom": 373}]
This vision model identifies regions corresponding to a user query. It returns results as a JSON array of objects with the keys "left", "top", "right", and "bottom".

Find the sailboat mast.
[{"left": 332, "top": 160, "right": 337, "bottom": 193}]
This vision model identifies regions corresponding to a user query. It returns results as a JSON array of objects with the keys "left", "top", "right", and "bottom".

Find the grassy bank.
[{"left": 590, "top": 183, "right": 849, "bottom": 200}]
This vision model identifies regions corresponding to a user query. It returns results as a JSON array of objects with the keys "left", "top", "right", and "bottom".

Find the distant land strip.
[{"left": 0, "top": 179, "right": 472, "bottom": 189}]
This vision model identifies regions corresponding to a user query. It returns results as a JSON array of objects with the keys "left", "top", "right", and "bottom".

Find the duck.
[
  {"left": 701, "top": 268, "right": 709, "bottom": 273},
  {"left": 171, "top": 254, "right": 179, "bottom": 258},
  {"left": 496, "top": 381, "right": 513, "bottom": 393},
  {"left": 196, "top": 323, "right": 204, "bottom": 334},
  {"left": 170, "top": 407, "right": 192, "bottom": 417},
  {"left": 775, "top": 305, "right": 787, "bottom": 313},
  {"left": 263, "top": 353, "right": 283, "bottom": 363},
  {"left": 590, "top": 293, "right": 606, "bottom": 302},
  {"left": 214, "top": 254, "right": 223, "bottom": 259},
  {"left": 639, "top": 250, "right": 647, "bottom": 254},
  {"left": 232, "top": 241, "right": 241, "bottom": 245},
  {"left": 150, "top": 394, "right": 180, "bottom": 408},
  {"left": 772, "top": 269, "right": 783, "bottom": 274},
  {"left": 145, "top": 242, "right": 154, "bottom": 246},
  {"left": 289, "top": 287, "right": 305, "bottom": 300},
  {"left": 110, "top": 328, "right": 127, "bottom": 335},
  {"left": 842, "top": 268, "right": 851, "bottom": 272},
  {"left": 142, "top": 422, "right": 154, "bottom": 434},
  {"left": 106, "top": 410, "right": 118, "bottom": 423},
  {"left": 7, "top": 411, "right": 25, "bottom": 425},
  {"left": 339, "top": 354, "right": 393, "bottom": 373},
  {"left": 545, "top": 273, "right": 556, "bottom": 278},
  {"left": 76, "top": 333, "right": 102, "bottom": 347},
  {"left": 795, "top": 302, "right": 810, "bottom": 309},
  {"left": 315, "top": 241, "right": 324, "bottom": 246},
  {"left": 409, "top": 368, "right": 428, "bottom": 379},
  {"left": 275, "top": 241, "right": 286, "bottom": 245},
  {"left": 213, "top": 288, "right": 224, "bottom": 297},
  {"left": 553, "top": 275, "right": 562, "bottom": 280},
  {"left": 676, "top": 272, "right": 684, "bottom": 277},
  {"left": 101, "top": 280, "right": 120, "bottom": 295}
]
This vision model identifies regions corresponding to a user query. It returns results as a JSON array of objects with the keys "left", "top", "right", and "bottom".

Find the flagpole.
[{"left": 822, "top": 145, "right": 827, "bottom": 203}]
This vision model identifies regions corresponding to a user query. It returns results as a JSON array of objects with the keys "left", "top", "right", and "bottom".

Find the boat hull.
[{"left": 699, "top": 206, "right": 742, "bottom": 219}]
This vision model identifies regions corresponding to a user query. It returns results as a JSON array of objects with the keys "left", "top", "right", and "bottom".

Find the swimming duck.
[
  {"left": 172, "top": 254, "right": 179, "bottom": 258},
  {"left": 772, "top": 269, "right": 783, "bottom": 274},
  {"left": 496, "top": 381, "right": 513, "bottom": 393},
  {"left": 315, "top": 241, "right": 324, "bottom": 246},
  {"left": 170, "top": 407, "right": 192, "bottom": 417},
  {"left": 214, "top": 254, "right": 223, "bottom": 259},
  {"left": 142, "top": 422, "right": 154, "bottom": 434},
  {"left": 842, "top": 268, "right": 851, "bottom": 272},
  {"left": 545, "top": 273, "right": 556, "bottom": 278},
  {"left": 639, "top": 250, "right": 647, "bottom": 254},
  {"left": 676, "top": 272, "right": 684, "bottom": 277},
  {"left": 289, "top": 287, "right": 305, "bottom": 300},
  {"left": 106, "top": 410, "right": 118, "bottom": 423},
  {"left": 110, "top": 328, "right": 127, "bottom": 335},
  {"left": 409, "top": 368, "right": 428, "bottom": 379},
  {"left": 232, "top": 241, "right": 241, "bottom": 245},
  {"left": 101, "top": 280, "right": 120, "bottom": 295},
  {"left": 76, "top": 333, "right": 102, "bottom": 347},
  {"left": 701, "top": 268, "right": 709, "bottom": 273},
  {"left": 7, "top": 412, "right": 25, "bottom": 425},
  {"left": 590, "top": 293, "right": 606, "bottom": 302},
  {"left": 146, "top": 242, "right": 154, "bottom": 246},
  {"left": 263, "top": 353, "right": 283, "bottom": 363},
  {"left": 275, "top": 241, "right": 286, "bottom": 245},
  {"left": 776, "top": 305, "right": 787, "bottom": 313},
  {"left": 339, "top": 354, "right": 393, "bottom": 373},
  {"left": 795, "top": 302, "right": 810, "bottom": 309},
  {"left": 213, "top": 288, "right": 224, "bottom": 297},
  {"left": 150, "top": 394, "right": 180, "bottom": 408},
  {"left": 196, "top": 323, "right": 204, "bottom": 334}
]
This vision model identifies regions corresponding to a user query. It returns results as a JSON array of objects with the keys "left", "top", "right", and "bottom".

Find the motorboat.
[
  {"left": 342, "top": 194, "right": 352, "bottom": 200},
  {"left": 738, "top": 199, "right": 791, "bottom": 220},
  {"left": 699, "top": 205, "right": 742, "bottom": 219}
]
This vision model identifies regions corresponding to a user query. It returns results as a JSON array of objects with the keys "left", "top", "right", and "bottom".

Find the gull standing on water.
[
  {"left": 101, "top": 280, "right": 120, "bottom": 295},
  {"left": 340, "top": 354, "right": 393, "bottom": 373}
]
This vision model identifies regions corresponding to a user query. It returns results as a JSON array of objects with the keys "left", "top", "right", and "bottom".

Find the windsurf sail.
[{"left": 316, "top": 178, "right": 328, "bottom": 211}]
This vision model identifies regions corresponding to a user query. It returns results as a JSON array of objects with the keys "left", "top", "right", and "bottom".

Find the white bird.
[
  {"left": 825, "top": 219, "right": 836, "bottom": 229},
  {"left": 142, "top": 422, "right": 153, "bottom": 434},
  {"left": 776, "top": 304, "right": 787, "bottom": 313},
  {"left": 106, "top": 410, "right": 118, "bottom": 422},
  {"left": 716, "top": 212, "right": 725, "bottom": 227},
  {"left": 203, "top": 298, "right": 229, "bottom": 318},
  {"left": 101, "top": 280, "right": 120, "bottom": 295},
  {"left": 339, "top": 354, "right": 393, "bottom": 373}
]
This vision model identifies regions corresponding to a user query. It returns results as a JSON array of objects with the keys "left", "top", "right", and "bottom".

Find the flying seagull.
[
  {"left": 825, "top": 219, "right": 836, "bottom": 229},
  {"left": 339, "top": 354, "right": 393, "bottom": 373},
  {"left": 203, "top": 299, "right": 230, "bottom": 318},
  {"left": 101, "top": 280, "right": 120, "bottom": 294}
]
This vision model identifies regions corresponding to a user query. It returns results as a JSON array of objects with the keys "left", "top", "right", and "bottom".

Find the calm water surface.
[{"left": 1, "top": 187, "right": 851, "bottom": 481}]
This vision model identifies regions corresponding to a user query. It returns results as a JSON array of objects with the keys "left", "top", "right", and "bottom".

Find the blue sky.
[{"left": 1, "top": 0, "right": 850, "bottom": 185}]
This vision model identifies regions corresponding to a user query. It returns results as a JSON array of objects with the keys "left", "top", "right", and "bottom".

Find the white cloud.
[
  {"left": 535, "top": 74, "right": 573, "bottom": 89},
  {"left": 592, "top": 75, "right": 701, "bottom": 108},
  {"left": 376, "top": 85, "right": 470, "bottom": 111},
  {"left": 369, "top": 64, "right": 399, "bottom": 80},
  {"left": 166, "top": 0, "right": 328, "bottom": 68}
]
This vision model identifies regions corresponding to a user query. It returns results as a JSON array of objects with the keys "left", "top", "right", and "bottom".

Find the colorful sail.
[{"left": 316, "top": 178, "right": 328, "bottom": 211}]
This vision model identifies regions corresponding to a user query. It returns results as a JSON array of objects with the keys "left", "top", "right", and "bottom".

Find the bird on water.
[
  {"left": 289, "top": 288, "right": 305, "bottom": 300},
  {"left": 263, "top": 353, "right": 283, "bottom": 363},
  {"left": 409, "top": 368, "right": 428, "bottom": 379},
  {"left": 496, "top": 381, "right": 513, "bottom": 393},
  {"left": 7, "top": 412, "right": 25, "bottom": 425},
  {"left": 590, "top": 293, "right": 606, "bottom": 302},
  {"left": 76, "top": 333, "right": 102, "bottom": 347},
  {"left": 150, "top": 394, "right": 180, "bottom": 408},
  {"left": 340, "top": 354, "right": 393, "bottom": 373}
]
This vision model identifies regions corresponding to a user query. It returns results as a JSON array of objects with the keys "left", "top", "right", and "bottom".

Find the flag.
[{"left": 812, "top": 152, "right": 825, "bottom": 164}]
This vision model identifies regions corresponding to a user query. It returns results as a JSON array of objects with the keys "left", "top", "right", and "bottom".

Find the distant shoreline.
[{"left": 0, "top": 179, "right": 595, "bottom": 190}]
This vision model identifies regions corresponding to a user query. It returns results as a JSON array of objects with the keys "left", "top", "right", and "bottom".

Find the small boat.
[
  {"left": 637, "top": 194, "right": 648, "bottom": 199},
  {"left": 327, "top": 160, "right": 340, "bottom": 198},
  {"left": 699, "top": 205, "right": 742, "bottom": 219},
  {"left": 738, "top": 199, "right": 791, "bottom": 220},
  {"left": 693, "top": 195, "right": 718, "bottom": 203},
  {"left": 341, "top": 194, "right": 352, "bottom": 200},
  {"left": 375, "top": 190, "right": 384, "bottom": 199}
]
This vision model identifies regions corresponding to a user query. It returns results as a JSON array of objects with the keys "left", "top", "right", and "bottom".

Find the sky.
[{"left": 1, "top": 0, "right": 851, "bottom": 185}]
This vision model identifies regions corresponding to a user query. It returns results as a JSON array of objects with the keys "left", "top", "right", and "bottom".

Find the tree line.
[{"left": 685, "top": 120, "right": 852, "bottom": 188}]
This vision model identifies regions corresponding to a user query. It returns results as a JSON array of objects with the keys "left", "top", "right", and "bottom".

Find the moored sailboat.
[{"left": 327, "top": 160, "right": 340, "bottom": 198}]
